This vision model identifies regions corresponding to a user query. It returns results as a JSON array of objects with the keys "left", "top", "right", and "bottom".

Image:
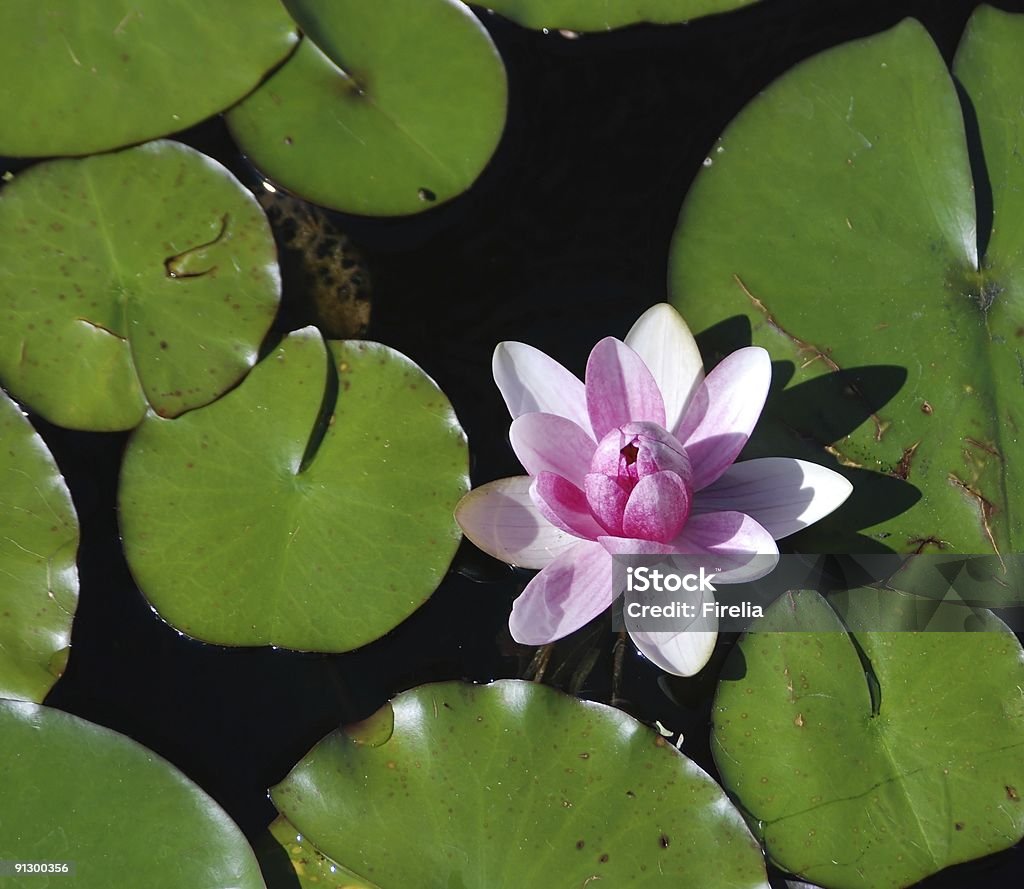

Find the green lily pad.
[
  {"left": 0, "top": 140, "right": 281, "bottom": 431},
  {"left": 669, "top": 9, "right": 1024, "bottom": 565},
  {"left": 227, "top": 0, "right": 507, "bottom": 216},
  {"left": 712, "top": 589, "right": 1024, "bottom": 888},
  {"left": 257, "top": 815, "right": 377, "bottom": 889},
  {"left": 0, "top": 0, "right": 296, "bottom": 157},
  {"left": 272, "top": 679, "right": 770, "bottom": 887},
  {"left": 476, "top": 0, "right": 760, "bottom": 31},
  {"left": 118, "top": 327, "right": 467, "bottom": 651},
  {"left": 0, "top": 699, "right": 265, "bottom": 889},
  {"left": 0, "top": 389, "right": 78, "bottom": 702}
]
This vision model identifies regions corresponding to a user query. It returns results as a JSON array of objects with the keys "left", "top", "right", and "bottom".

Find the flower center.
[{"left": 585, "top": 422, "right": 694, "bottom": 541}]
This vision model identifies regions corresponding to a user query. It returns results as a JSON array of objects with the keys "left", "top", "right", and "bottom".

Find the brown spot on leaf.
[
  {"left": 890, "top": 441, "right": 920, "bottom": 481},
  {"left": 949, "top": 474, "right": 1000, "bottom": 557},
  {"left": 965, "top": 437, "right": 1002, "bottom": 460},
  {"left": 908, "top": 536, "right": 948, "bottom": 554}
]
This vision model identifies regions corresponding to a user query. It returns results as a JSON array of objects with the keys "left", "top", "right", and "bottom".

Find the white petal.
[
  {"left": 509, "top": 540, "right": 614, "bottom": 644},
  {"left": 493, "top": 342, "right": 591, "bottom": 435},
  {"left": 625, "top": 303, "right": 705, "bottom": 434},
  {"left": 455, "top": 477, "right": 577, "bottom": 569},
  {"left": 509, "top": 413, "right": 596, "bottom": 488},
  {"left": 677, "top": 346, "right": 772, "bottom": 489},
  {"left": 629, "top": 628, "right": 718, "bottom": 677},
  {"left": 692, "top": 458, "right": 853, "bottom": 539}
]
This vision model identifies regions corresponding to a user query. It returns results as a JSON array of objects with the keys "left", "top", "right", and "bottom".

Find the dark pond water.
[{"left": 16, "top": 0, "right": 1024, "bottom": 885}]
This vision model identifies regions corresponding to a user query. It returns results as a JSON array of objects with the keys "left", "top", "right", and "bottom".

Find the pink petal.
[
  {"left": 584, "top": 472, "right": 629, "bottom": 535},
  {"left": 493, "top": 342, "right": 591, "bottom": 434},
  {"left": 628, "top": 423, "right": 691, "bottom": 479},
  {"left": 509, "top": 540, "right": 615, "bottom": 644},
  {"left": 629, "top": 628, "right": 718, "bottom": 677},
  {"left": 585, "top": 337, "right": 666, "bottom": 439},
  {"left": 622, "top": 471, "right": 691, "bottom": 542},
  {"left": 530, "top": 472, "right": 604, "bottom": 540},
  {"left": 590, "top": 427, "right": 630, "bottom": 477},
  {"left": 509, "top": 413, "right": 596, "bottom": 488},
  {"left": 692, "top": 458, "right": 852, "bottom": 539},
  {"left": 676, "top": 347, "right": 772, "bottom": 490},
  {"left": 455, "top": 477, "right": 578, "bottom": 569},
  {"left": 591, "top": 422, "right": 689, "bottom": 479},
  {"left": 624, "top": 304, "right": 705, "bottom": 435},
  {"left": 671, "top": 511, "right": 778, "bottom": 583}
]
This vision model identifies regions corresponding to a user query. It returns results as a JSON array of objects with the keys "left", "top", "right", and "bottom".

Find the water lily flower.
[{"left": 456, "top": 304, "right": 852, "bottom": 676}]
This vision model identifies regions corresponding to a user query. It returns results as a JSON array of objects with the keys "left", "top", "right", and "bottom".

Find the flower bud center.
[{"left": 583, "top": 423, "right": 695, "bottom": 540}]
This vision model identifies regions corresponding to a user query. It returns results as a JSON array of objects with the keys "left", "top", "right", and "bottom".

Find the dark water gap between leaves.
[{"left": 296, "top": 334, "right": 338, "bottom": 474}]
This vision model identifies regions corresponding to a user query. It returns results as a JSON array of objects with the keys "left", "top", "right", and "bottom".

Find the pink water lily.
[{"left": 455, "top": 304, "right": 852, "bottom": 676}]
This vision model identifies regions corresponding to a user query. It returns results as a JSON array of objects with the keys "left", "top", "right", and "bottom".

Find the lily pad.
[
  {"left": 118, "top": 327, "right": 467, "bottom": 651},
  {"left": 0, "top": 0, "right": 296, "bottom": 157},
  {"left": 669, "top": 9, "right": 1024, "bottom": 565},
  {"left": 272, "top": 679, "right": 770, "bottom": 887},
  {"left": 0, "top": 140, "right": 281, "bottom": 431},
  {"left": 0, "top": 699, "right": 266, "bottom": 889},
  {"left": 0, "top": 389, "right": 78, "bottom": 702},
  {"left": 227, "top": 0, "right": 507, "bottom": 216},
  {"left": 712, "top": 589, "right": 1024, "bottom": 888},
  {"left": 476, "top": 0, "right": 760, "bottom": 31}
]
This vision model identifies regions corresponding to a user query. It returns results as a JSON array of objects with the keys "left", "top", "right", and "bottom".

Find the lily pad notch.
[
  {"left": 0, "top": 140, "right": 281, "bottom": 431},
  {"left": 712, "top": 589, "right": 1024, "bottom": 888},
  {"left": 119, "top": 327, "right": 469, "bottom": 652}
]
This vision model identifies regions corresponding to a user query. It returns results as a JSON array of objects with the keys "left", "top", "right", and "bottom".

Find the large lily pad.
[
  {"left": 0, "top": 389, "right": 78, "bottom": 702},
  {"left": 0, "top": 699, "right": 265, "bottom": 889},
  {"left": 0, "top": 141, "right": 281, "bottom": 431},
  {"left": 227, "top": 0, "right": 507, "bottom": 216},
  {"left": 669, "top": 9, "right": 1024, "bottom": 564},
  {"left": 272, "top": 679, "right": 770, "bottom": 887},
  {"left": 712, "top": 589, "right": 1024, "bottom": 888},
  {"left": 0, "top": 0, "right": 296, "bottom": 157},
  {"left": 118, "top": 327, "right": 467, "bottom": 651},
  {"left": 476, "top": 0, "right": 760, "bottom": 31}
]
